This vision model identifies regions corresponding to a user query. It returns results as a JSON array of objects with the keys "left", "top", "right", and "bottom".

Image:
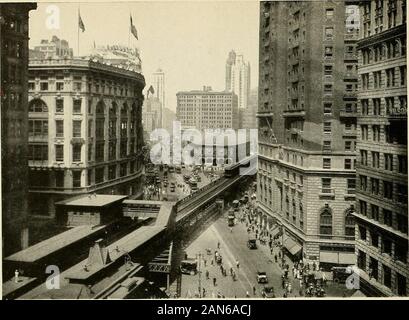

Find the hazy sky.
[{"left": 29, "top": 1, "right": 260, "bottom": 111}]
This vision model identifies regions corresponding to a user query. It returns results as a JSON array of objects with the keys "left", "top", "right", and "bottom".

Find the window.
[
  {"left": 324, "top": 46, "right": 333, "bottom": 58},
  {"left": 345, "top": 141, "right": 352, "bottom": 151},
  {"left": 357, "top": 250, "right": 366, "bottom": 270},
  {"left": 28, "top": 144, "right": 48, "bottom": 161},
  {"left": 371, "top": 178, "right": 380, "bottom": 195},
  {"left": 28, "top": 82, "right": 35, "bottom": 90},
  {"left": 397, "top": 274, "right": 407, "bottom": 296},
  {"left": 359, "top": 226, "right": 367, "bottom": 241},
  {"left": 324, "top": 84, "right": 333, "bottom": 94},
  {"left": 120, "top": 163, "right": 127, "bottom": 177},
  {"left": 395, "top": 241, "right": 408, "bottom": 263},
  {"left": 360, "top": 150, "right": 368, "bottom": 166},
  {"left": 73, "top": 145, "right": 82, "bottom": 162},
  {"left": 72, "top": 171, "right": 81, "bottom": 188},
  {"left": 74, "top": 82, "right": 82, "bottom": 91},
  {"left": 370, "top": 231, "right": 379, "bottom": 247},
  {"left": 369, "top": 257, "right": 379, "bottom": 280},
  {"left": 55, "top": 145, "right": 64, "bottom": 161},
  {"left": 323, "top": 140, "right": 331, "bottom": 151},
  {"left": 56, "top": 120, "right": 64, "bottom": 137},
  {"left": 95, "top": 167, "right": 104, "bottom": 184},
  {"left": 56, "top": 82, "right": 64, "bottom": 91},
  {"left": 398, "top": 155, "right": 407, "bottom": 174},
  {"left": 372, "top": 125, "right": 380, "bottom": 141},
  {"left": 323, "top": 122, "right": 331, "bottom": 133},
  {"left": 382, "top": 238, "right": 392, "bottom": 255},
  {"left": 29, "top": 120, "right": 48, "bottom": 137},
  {"left": 96, "top": 142, "right": 104, "bottom": 162},
  {"left": 88, "top": 143, "right": 93, "bottom": 161},
  {"left": 361, "top": 125, "right": 368, "bottom": 140},
  {"left": 325, "top": 8, "right": 334, "bottom": 19},
  {"left": 40, "top": 82, "right": 48, "bottom": 91},
  {"left": 108, "top": 165, "right": 116, "bottom": 180},
  {"left": 321, "top": 178, "right": 332, "bottom": 194},
  {"left": 384, "top": 153, "right": 393, "bottom": 171},
  {"left": 383, "top": 181, "right": 393, "bottom": 199},
  {"left": 372, "top": 151, "right": 380, "bottom": 168},
  {"left": 383, "top": 265, "right": 392, "bottom": 289},
  {"left": 344, "top": 214, "right": 355, "bottom": 238},
  {"left": 373, "top": 98, "right": 381, "bottom": 115},
  {"left": 323, "top": 158, "right": 331, "bottom": 169},
  {"left": 383, "top": 209, "right": 393, "bottom": 227},
  {"left": 325, "top": 27, "right": 334, "bottom": 39},
  {"left": 360, "top": 200, "right": 368, "bottom": 216},
  {"left": 371, "top": 204, "right": 379, "bottom": 221},
  {"left": 345, "top": 159, "right": 352, "bottom": 169},
  {"left": 347, "top": 178, "right": 356, "bottom": 194},
  {"left": 73, "top": 99, "right": 82, "bottom": 113},
  {"left": 396, "top": 184, "right": 408, "bottom": 204},
  {"left": 320, "top": 207, "right": 333, "bottom": 237},
  {"left": 73, "top": 120, "right": 81, "bottom": 137},
  {"left": 323, "top": 102, "right": 332, "bottom": 114},
  {"left": 386, "top": 68, "right": 395, "bottom": 87},
  {"left": 56, "top": 99, "right": 64, "bottom": 113},
  {"left": 29, "top": 99, "right": 48, "bottom": 112},
  {"left": 360, "top": 175, "right": 368, "bottom": 192},
  {"left": 324, "top": 65, "right": 333, "bottom": 76}
]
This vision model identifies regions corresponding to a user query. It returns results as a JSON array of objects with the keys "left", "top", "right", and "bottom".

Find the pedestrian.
[
  {"left": 206, "top": 270, "right": 209, "bottom": 280},
  {"left": 253, "top": 286, "right": 256, "bottom": 296},
  {"left": 14, "top": 269, "right": 19, "bottom": 283},
  {"left": 217, "top": 241, "right": 220, "bottom": 249},
  {"left": 230, "top": 267, "right": 233, "bottom": 275},
  {"left": 202, "top": 288, "right": 206, "bottom": 297},
  {"left": 213, "top": 277, "right": 217, "bottom": 286},
  {"left": 211, "top": 259, "right": 214, "bottom": 266},
  {"left": 204, "top": 258, "right": 207, "bottom": 267},
  {"left": 236, "top": 260, "right": 240, "bottom": 269},
  {"left": 246, "top": 291, "right": 250, "bottom": 297},
  {"left": 274, "top": 254, "right": 278, "bottom": 263}
]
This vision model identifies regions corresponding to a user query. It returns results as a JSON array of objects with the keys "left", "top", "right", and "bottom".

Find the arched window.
[
  {"left": 96, "top": 101, "right": 105, "bottom": 115},
  {"left": 121, "top": 103, "right": 128, "bottom": 118},
  {"left": 110, "top": 102, "right": 117, "bottom": 118},
  {"left": 345, "top": 206, "right": 355, "bottom": 237},
  {"left": 29, "top": 99, "right": 48, "bottom": 112},
  {"left": 320, "top": 206, "right": 333, "bottom": 238}
]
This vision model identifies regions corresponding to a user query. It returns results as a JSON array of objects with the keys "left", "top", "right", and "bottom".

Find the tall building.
[
  {"left": 152, "top": 68, "right": 165, "bottom": 126},
  {"left": 257, "top": 1, "right": 360, "bottom": 268},
  {"left": 32, "top": 35, "right": 74, "bottom": 59},
  {"left": 176, "top": 86, "right": 239, "bottom": 131},
  {"left": 239, "top": 87, "right": 258, "bottom": 129},
  {"left": 225, "top": 50, "right": 251, "bottom": 110},
  {"left": 142, "top": 96, "right": 161, "bottom": 137},
  {"left": 1, "top": 2, "right": 37, "bottom": 256},
  {"left": 353, "top": 0, "right": 408, "bottom": 296},
  {"left": 27, "top": 50, "right": 145, "bottom": 218}
]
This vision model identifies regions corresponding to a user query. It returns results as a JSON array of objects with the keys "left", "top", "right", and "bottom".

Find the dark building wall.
[{"left": 1, "top": 3, "right": 37, "bottom": 256}]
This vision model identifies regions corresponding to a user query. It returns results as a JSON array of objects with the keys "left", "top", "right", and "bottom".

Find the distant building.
[
  {"left": 354, "top": 0, "right": 408, "bottom": 297},
  {"left": 90, "top": 45, "right": 142, "bottom": 72},
  {"left": 27, "top": 54, "right": 145, "bottom": 218},
  {"left": 152, "top": 68, "right": 165, "bottom": 126},
  {"left": 239, "top": 87, "right": 258, "bottom": 129},
  {"left": 32, "top": 35, "right": 73, "bottom": 59},
  {"left": 225, "top": 50, "right": 251, "bottom": 110},
  {"left": 162, "top": 107, "right": 176, "bottom": 134},
  {"left": 176, "top": 86, "right": 239, "bottom": 131},
  {"left": 1, "top": 2, "right": 37, "bottom": 256},
  {"left": 142, "top": 96, "right": 161, "bottom": 137}
]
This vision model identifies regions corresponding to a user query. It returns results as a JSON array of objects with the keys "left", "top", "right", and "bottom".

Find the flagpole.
[
  {"left": 128, "top": 15, "right": 131, "bottom": 48},
  {"left": 77, "top": 8, "right": 80, "bottom": 56}
]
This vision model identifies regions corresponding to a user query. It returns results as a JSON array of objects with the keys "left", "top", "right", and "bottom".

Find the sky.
[{"left": 28, "top": 1, "right": 260, "bottom": 112}]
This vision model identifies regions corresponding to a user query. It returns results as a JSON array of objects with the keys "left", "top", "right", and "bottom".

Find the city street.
[{"left": 180, "top": 205, "right": 356, "bottom": 298}]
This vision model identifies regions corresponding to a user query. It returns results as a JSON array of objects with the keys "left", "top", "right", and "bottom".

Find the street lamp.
[{"left": 196, "top": 252, "right": 202, "bottom": 298}]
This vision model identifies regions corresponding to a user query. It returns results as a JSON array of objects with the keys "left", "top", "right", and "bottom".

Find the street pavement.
[{"left": 179, "top": 208, "right": 356, "bottom": 299}]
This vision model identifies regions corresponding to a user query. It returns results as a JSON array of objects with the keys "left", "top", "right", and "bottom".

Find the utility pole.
[{"left": 197, "top": 252, "right": 202, "bottom": 298}]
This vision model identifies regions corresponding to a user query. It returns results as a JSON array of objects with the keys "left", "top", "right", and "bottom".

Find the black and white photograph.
[{"left": 0, "top": 0, "right": 408, "bottom": 301}]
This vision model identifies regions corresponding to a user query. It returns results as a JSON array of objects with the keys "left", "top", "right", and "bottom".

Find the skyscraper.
[
  {"left": 1, "top": 2, "right": 37, "bottom": 256},
  {"left": 257, "top": 1, "right": 359, "bottom": 268},
  {"left": 225, "top": 50, "right": 251, "bottom": 110},
  {"left": 354, "top": 0, "right": 408, "bottom": 296},
  {"left": 152, "top": 68, "right": 165, "bottom": 126}
]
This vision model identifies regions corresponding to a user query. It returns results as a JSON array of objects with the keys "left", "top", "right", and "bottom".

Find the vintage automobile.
[
  {"left": 257, "top": 271, "right": 268, "bottom": 284},
  {"left": 180, "top": 259, "right": 198, "bottom": 275},
  {"left": 261, "top": 286, "right": 275, "bottom": 298},
  {"left": 247, "top": 238, "right": 257, "bottom": 249}
]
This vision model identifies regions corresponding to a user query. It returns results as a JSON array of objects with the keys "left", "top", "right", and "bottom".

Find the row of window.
[
  {"left": 357, "top": 249, "right": 407, "bottom": 296},
  {"left": 359, "top": 176, "right": 408, "bottom": 204},
  {"left": 359, "top": 123, "right": 407, "bottom": 145},
  {"left": 361, "top": 66, "right": 407, "bottom": 90},
  {"left": 322, "top": 158, "right": 356, "bottom": 170},
  {"left": 358, "top": 150, "right": 407, "bottom": 174}
]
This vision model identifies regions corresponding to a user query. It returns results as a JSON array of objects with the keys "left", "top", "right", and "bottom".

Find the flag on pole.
[
  {"left": 130, "top": 15, "right": 138, "bottom": 40},
  {"left": 148, "top": 85, "right": 155, "bottom": 95},
  {"left": 78, "top": 11, "right": 85, "bottom": 32}
]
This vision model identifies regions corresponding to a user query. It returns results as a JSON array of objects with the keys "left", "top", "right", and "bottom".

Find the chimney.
[{"left": 87, "top": 239, "right": 112, "bottom": 267}]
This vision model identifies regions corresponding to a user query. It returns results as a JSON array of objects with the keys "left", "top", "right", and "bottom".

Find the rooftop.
[{"left": 56, "top": 194, "right": 128, "bottom": 208}]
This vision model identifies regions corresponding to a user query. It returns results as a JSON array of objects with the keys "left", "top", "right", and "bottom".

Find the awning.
[
  {"left": 283, "top": 236, "right": 302, "bottom": 256},
  {"left": 320, "top": 251, "right": 356, "bottom": 265}
]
